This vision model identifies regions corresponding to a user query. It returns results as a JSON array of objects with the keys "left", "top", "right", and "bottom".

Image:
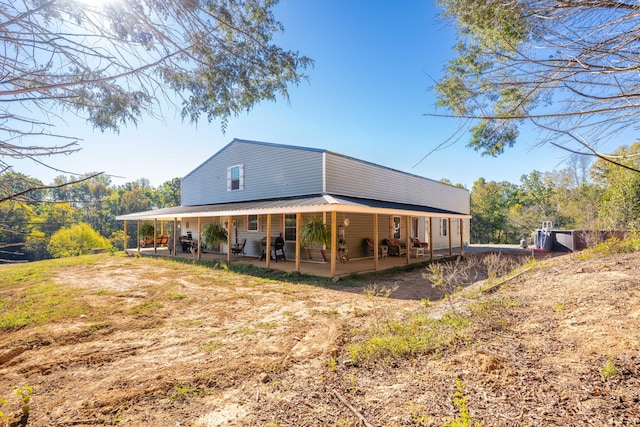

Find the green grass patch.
[
  {"left": 255, "top": 321, "right": 280, "bottom": 331},
  {"left": 127, "top": 301, "right": 164, "bottom": 317},
  {"left": 170, "top": 384, "right": 205, "bottom": 402},
  {"left": 200, "top": 340, "right": 222, "bottom": 352},
  {"left": 0, "top": 282, "right": 88, "bottom": 330},
  {"left": 346, "top": 311, "right": 471, "bottom": 364}
]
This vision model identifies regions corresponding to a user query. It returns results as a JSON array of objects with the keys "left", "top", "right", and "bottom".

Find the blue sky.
[{"left": 14, "top": 0, "right": 581, "bottom": 190}]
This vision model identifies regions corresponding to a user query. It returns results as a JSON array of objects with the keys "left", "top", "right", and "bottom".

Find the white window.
[
  {"left": 440, "top": 218, "right": 448, "bottom": 237},
  {"left": 227, "top": 164, "right": 244, "bottom": 191},
  {"left": 247, "top": 214, "right": 259, "bottom": 231}
]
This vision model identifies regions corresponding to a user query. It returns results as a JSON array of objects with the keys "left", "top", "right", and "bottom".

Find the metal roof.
[{"left": 116, "top": 194, "right": 470, "bottom": 221}]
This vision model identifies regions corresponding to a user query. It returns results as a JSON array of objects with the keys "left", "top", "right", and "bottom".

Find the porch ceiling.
[{"left": 115, "top": 193, "right": 470, "bottom": 221}]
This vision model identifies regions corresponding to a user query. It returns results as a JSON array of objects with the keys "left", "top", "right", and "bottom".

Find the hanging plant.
[
  {"left": 201, "top": 222, "right": 228, "bottom": 248},
  {"left": 138, "top": 222, "right": 155, "bottom": 238},
  {"left": 300, "top": 217, "right": 330, "bottom": 248}
]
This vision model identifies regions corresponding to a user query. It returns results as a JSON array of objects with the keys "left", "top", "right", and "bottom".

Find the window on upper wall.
[
  {"left": 440, "top": 218, "right": 448, "bottom": 237},
  {"left": 227, "top": 164, "right": 244, "bottom": 191},
  {"left": 284, "top": 214, "right": 296, "bottom": 241},
  {"left": 247, "top": 214, "right": 259, "bottom": 231}
]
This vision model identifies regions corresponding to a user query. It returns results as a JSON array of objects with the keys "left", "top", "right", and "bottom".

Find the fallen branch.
[
  {"left": 481, "top": 266, "right": 535, "bottom": 294},
  {"left": 332, "top": 390, "right": 374, "bottom": 427}
]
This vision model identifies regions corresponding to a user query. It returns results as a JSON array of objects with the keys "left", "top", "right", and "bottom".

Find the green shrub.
[{"left": 48, "top": 223, "right": 112, "bottom": 258}]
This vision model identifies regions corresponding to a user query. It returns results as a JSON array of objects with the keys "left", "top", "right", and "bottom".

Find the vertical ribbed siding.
[
  {"left": 325, "top": 153, "right": 470, "bottom": 214},
  {"left": 182, "top": 141, "right": 324, "bottom": 206}
]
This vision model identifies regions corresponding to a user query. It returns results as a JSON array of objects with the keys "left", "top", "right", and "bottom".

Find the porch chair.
[
  {"left": 411, "top": 237, "right": 429, "bottom": 249},
  {"left": 231, "top": 239, "right": 247, "bottom": 256},
  {"left": 274, "top": 236, "right": 286, "bottom": 261},
  {"left": 365, "top": 238, "right": 387, "bottom": 258},
  {"left": 384, "top": 238, "right": 406, "bottom": 257}
]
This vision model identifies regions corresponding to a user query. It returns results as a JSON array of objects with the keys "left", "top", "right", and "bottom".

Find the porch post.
[
  {"left": 227, "top": 216, "right": 232, "bottom": 263},
  {"left": 405, "top": 215, "right": 410, "bottom": 265},
  {"left": 330, "top": 211, "right": 337, "bottom": 277},
  {"left": 460, "top": 218, "right": 464, "bottom": 255},
  {"left": 448, "top": 217, "right": 453, "bottom": 257},
  {"left": 374, "top": 213, "right": 379, "bottom": 271},
  {"left": 173, "top": 218, "right": 177, "bottom": 256},
  {"left": 197, "top": 217, "right": 202, "bottom": 261},
  {"left": 137, "top": 219, "right": 141, "bottom": 253},
  {"left": 429, "top": 217, "right": 433, "bottom": 260},
  {"left": 266, "top": 214, "right": 272, "bottom": 268},
  {"left": 123, "top": 220, "right": 128, "bottom": 252},
  {"left": 295, "top": 212, "right": 301, "bottom": 273},
  {"left": 154, "top": 218, "right": 158, "bottom": 253}
]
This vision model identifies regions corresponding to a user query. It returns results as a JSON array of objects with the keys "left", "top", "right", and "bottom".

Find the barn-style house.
[{"left": 117, "top": 139, "right": 471, "bottom": 278}]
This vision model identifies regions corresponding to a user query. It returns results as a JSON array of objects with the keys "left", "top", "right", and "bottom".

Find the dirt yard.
[{"left": 1, "top": 249, "right": 639, "bottom": 426}]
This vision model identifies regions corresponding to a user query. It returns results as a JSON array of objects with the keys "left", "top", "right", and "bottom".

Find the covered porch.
[
  {"left": 117, "top": 194, "right": 470, "bottom": 279},
  {"left": 124, "top": 245, "right": 464, "bottom": 279}
]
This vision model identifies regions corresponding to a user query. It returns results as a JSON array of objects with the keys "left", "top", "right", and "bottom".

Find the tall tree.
[
  {"left": 591, "top": 143, "right": 640, "bottom": 229},
  {"left": 153, "top": 177, "right": 182, "bottom": 208},
  {"left": 434, "top": 0, "right": 640, "bottom": 172},
  {"left": 470, "top": 178, "right": 518, "bottom": 243},
  {"left": 1, "top": 0, "right": 312, "bottom": 199}
]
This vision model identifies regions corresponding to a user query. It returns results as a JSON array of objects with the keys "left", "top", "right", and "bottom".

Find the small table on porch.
[{"left": 410, "top": 247, "right": 425, "bottom": 258}]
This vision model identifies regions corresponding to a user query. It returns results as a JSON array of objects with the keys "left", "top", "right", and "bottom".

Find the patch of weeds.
[
  {"left": 325, "top": 306, "right": 340, "bottom": 318},
  {"left": 94, "top": 289, "right": 113, "bottom": 295},
  {"left": 168, "top": 293, "right": 187, "bottom": 300},
  {"left": 407, "top": 401, "right": 431, "bottom": 425},
  {"left": 82, "top": 323, "right": 110, "bottom": 335},
  {"left": 601, "top": 356, "right": 617, "bottom": 380},
  {"left": 444, "top": 380, "right": 481, "bottom": 427},
  {"left": 200, "top": 340, "right": 222, "bottom": 352},
  {"left": 170, "top": 384, "right": 205, "bottom": 403},
  {"left": 15, "top": 385, "right": 32, "bottom": 417},
  {"left": 255, "top": 321, "right": 279, "bottom": 331},
  {"left": 363, "top": 283, "right": 398, "bottom": 330},
  {"left": 576, "top": 234, "right": 640, "bottom": 260},
  {"left": 0, "top": 397, "right": 8, "bottom": 424},
  {"left": 235, "top": 292, "right": 256, "bottom": 300},
  {"left": 236, "top": 326, "right": 255, "bottom": 336},
  {"left": 128, "top": 301, "right": 164, "bottom": 317},
  {"left": 553, "top": 303, "right": 564, "bottom": 315},
  {"left": 469, "top": 297, "right": 520, "bottom": 333},
  {"left": 346, "top": 310, "right": 470, "bottom": 364},
  {"left": 0, "top": 386, "right": 33, "bottom": 426},
  {"left": 326, "top": 357, "right": 338, "bottom": 372},
  {"left": 175, "top": 319, "right": 203, "bottom": 328},
  {"left": 424, "top": 256, "right": 479, "bottom": 313}
]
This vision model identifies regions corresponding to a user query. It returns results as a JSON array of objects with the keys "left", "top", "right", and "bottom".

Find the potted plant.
[
  {"left": 201, "top": 222, "right": 228, "bottom": 252},
  {"left": 300, "top": 217, "right": 331, "bottom": 261},
  {"left": 138, "top": 222, "right": 155, "bottom": 246}
]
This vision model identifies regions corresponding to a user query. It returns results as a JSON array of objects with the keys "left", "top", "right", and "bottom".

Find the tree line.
[
  {"left": 0, "top": 173, "right": 180, "bottom": 262},
  {"left": 471, "top": 146, "right": 640, "bottom": 244},
  {"left": 3, "top": 141, "right": 638, "bottom": 262}
]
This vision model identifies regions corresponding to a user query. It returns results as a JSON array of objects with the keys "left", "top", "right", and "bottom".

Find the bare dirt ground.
[{"left": 1, "top": 249, "right": 639, "bottom": 426}]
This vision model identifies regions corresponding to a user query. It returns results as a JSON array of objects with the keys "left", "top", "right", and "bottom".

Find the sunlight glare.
[{"left": 76, "top": 0, "right": 123, "bottom": 8}]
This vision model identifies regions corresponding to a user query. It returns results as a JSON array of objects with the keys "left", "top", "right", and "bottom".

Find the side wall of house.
[
  {"left": 324, "top": 153, "right": 470, "bottom": 214},
  {"left": 181, "top": 141, "right": 325, "bottom": 206}
]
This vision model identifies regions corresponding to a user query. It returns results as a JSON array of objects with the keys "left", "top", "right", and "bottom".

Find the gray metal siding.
[
  {"left": 325, "top": 153, "right": 470, "bottom": 214},
  {"left": 182, "top": 141, "right": 324, "bottom": 206}
]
